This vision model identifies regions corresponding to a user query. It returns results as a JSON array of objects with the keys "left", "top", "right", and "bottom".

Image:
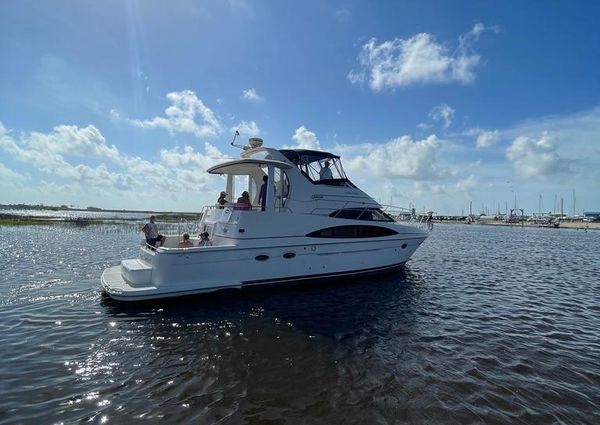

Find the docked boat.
[{"left": 101, "top": 138, "right": 428, "bottom": 301}]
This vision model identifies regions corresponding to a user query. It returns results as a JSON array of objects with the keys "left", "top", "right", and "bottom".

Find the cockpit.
[{"left": 278, "top": 149, "right": 356, "bottom": 187}]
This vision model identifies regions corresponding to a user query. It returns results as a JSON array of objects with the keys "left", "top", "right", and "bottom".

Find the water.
[
  {"left": 1, "top": 208, "right": 152, "bottom": 220},
  {"left": 0, "top": 224, "right": 598, "bottom": 424}
]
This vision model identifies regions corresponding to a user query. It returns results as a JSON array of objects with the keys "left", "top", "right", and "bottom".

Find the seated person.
[
  {"left": 178, "top": 233, "right": 194, "bottom": 248},
  {"left": 319, "top": 160, "right": 333, "bottom": 180},
  {"left": 198, "top": 232, "right": 212, "bottom": 247},
  {"left": 235, "top": 191, "right": 252, "bottom": 210},
  {"left": 142, "top": 215, "right": 166, "bottom": 248},
  {"left": 217, "top": 191, "right": 228, "bottom": 209}
]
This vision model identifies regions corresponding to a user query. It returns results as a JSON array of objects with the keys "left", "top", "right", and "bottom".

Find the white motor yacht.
[{"left": 101, "top": 138, "right": 428, "bottom": 301}]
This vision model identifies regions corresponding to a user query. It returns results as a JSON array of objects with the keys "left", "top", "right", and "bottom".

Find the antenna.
[{"left": 230, "top": 130, "right": 246, "bottom": 150}]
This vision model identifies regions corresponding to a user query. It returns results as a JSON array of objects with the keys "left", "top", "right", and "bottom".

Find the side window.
[
  {"left": 281, "top": 170, "right": 290, "bottom": 205},
  {"left": 329, "top": 208, "right": 393, "bottom": 222},
  {"left": 272, "top": 169, "right": 290, "bottom": 209},
  {"left": 306, "top": 225, "right": 398, "bottom": 238}
]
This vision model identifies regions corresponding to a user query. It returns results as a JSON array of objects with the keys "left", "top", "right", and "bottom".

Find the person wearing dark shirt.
[
  {"left": 217, "top": 191, "right": 227, "bottom": 209},
  {"left": 259, "top": 176, "right": 268, "bottom": 211}
]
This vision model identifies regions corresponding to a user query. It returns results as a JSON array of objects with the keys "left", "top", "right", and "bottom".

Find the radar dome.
[{"left": 249, "top": 138, "right": 263, "bottom": 148}]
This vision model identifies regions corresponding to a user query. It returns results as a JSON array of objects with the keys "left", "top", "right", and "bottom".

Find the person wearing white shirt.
[{"left": 142, "top": 215, "right": 166, "bottom": 248}]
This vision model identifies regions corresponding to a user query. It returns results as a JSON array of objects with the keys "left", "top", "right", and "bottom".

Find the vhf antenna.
[{"left": 230, "top": 129, "right": 246, "bottom": 150}]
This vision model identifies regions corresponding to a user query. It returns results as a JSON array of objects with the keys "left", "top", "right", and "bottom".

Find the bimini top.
[
  {"left": 279, "top": 149, "right": 339, "bottom": 165},
  {"left": 207, "top": 158, "right": 292, "bottom": 175}
]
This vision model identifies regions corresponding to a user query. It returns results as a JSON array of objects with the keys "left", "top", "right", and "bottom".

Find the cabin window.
[
  {"left": 306, "top": 225, "right": 398, "bottom": 238},
  {"left": 328, "top": 208, "right": 394, "bottom": 222}
]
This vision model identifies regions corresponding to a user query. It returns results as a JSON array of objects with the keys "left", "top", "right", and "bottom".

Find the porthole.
[
  {"left": 255, "top": 254, "right": 269, "bottom": 261},
  {"left": 401, "top": 243, "right": 408, "bottom": 249},
  {"left": 283, "top": 252, "right": 296, "bottom": 259}
]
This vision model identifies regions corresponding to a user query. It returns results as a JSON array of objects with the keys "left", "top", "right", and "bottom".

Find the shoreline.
[
  {"left": 434, "top": 219, "right": 600, "bottom": 231},
  {"left": 0, "top": 212, "right": 199, "bottom": 226}
]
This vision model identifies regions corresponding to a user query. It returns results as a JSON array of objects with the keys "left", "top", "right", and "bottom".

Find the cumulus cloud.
[
  {"left": 343, "top": 135, "right": 447, "bottom": 180},
  {"left": 506, "top": 132, "right": 568, "bottom": 177},
  {"left": 232, "top": 120, "right": 260, "bottom": 136},
  {"left": 0, "top": 123, "right": 96, "bottom": 176},
  {"left": 115, "top": 90, "right": 222, "bottom": 137},
  {"left": 413, "top": 174, "right": 478, "bottom": 197},
  {"left": 476, "top": 130, "right": 500, "bottom": 148},
  {"left": 34, "top": 125, "right": 119, "bottom": 160},
  {"left": 0, "top": 126, "right": 135, "bottom": 188},
  {"left": 160, "top": 143, "right": 225, "bottom": 170},
  {"left": 242, "top": 88, "right": 264, "bottom": 103},
  {"left": 348, "top": 23, "right": 496, "bottom": 91},
  {"left": 0, "top": 119, "right": 227, "bottom": 198},
  {"left": 465, "top": 127, "right": 501, "bottom": 148},
  {"left": 290, "top": 126, "right": 321, "bottom": 150},
  {"left": 430, "top": 104, "right": 455, "bottom": 129}
]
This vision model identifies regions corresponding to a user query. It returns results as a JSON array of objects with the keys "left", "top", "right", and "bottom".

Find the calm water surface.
[{"left": 0, "top": 223, "right": 598, "bottom": 424}]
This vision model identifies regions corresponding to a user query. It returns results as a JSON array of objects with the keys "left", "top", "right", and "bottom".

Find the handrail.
[{"left": 202, "top": 203, "right": 292, "bottom": 214}]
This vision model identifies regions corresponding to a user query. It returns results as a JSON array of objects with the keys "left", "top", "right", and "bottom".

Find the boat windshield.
[{"left": 279, "top": 149, "right": 353, "bottom": 186}]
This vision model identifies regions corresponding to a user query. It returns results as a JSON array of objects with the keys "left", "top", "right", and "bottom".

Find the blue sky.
[{"left": 1, "top": 0, "right": 599, "bottom": 215}]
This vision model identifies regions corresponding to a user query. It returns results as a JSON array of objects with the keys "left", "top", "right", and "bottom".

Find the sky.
[{"left": 1, "top": 0, "right": 599, "bottom": 215}]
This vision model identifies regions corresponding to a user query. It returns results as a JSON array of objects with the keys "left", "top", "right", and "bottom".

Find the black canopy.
[{"left": 279, "top": 149, "right": 339, "bottom": 165}]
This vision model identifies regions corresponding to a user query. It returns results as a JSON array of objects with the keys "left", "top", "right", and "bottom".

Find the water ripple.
[{"left": 0, "top": 224, "right": 599, "bottom": 424}]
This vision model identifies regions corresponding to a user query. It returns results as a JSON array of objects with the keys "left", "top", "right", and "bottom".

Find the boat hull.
[{"left": 101, "top": 236, "right": 425, "bottom": 301}]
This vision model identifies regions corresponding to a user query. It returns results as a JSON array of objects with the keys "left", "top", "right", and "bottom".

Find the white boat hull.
[{"left": 101, "top": 235, "right": 425, "bottom": 301}]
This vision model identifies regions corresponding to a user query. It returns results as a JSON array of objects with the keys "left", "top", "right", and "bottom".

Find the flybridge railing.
[
  {"left": 380, "top": 204, "right": 432, "bottom": 232},
  {"left": 200, "top": 203, "right": 293, "bottom": 220},
  {"left": 159, "top": 217, "right": 201, "bottom": 237},
  {"left": 380, "top": 204, "right": 414, "bottom": 220}
]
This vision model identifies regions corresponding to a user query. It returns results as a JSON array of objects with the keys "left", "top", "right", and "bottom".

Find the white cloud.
[
  {"left": 34, "top": 125, "right": 119, "bottom": 160},
  {"left": 465, "top": 127, "right": 501, "bottom": 148},
  {"left": 290, "top": 126, "right": 321, "bottom": 150},
  {"left": 430, "top": 104, "right": 455, "bottom": 129},
  {"left": 116, "top": 90, "right": 222, "bottom": 138},
  {"left": 159, "top": 143, "right": 225, "bottom": 170},
  {"left": 506, "top": 132, "right": 568, "bottom": 177},
  {"left": 0, "top": 119, "right": 228, "bottom": 199},
  {"left": 476, "top": 130, "right": 500, "bottom": 148},
  {"left": 348, "top": 23, "right": 495, "bottom": 91},
  {"left": 232, "top": 120, "right": 260, "bottom": 136},
  {"left": 343, "top": 135, "right": 447, "bottom": 180},
  {"left": 0, "top": 123, "right": 84, "bottom": 176},
  {"left": 413, "top": 174, "right": 478, "bottom": 197},
  {"left": 242, "top": 88, "right": 264, "bottom": 103},
  {"left": 70, "top": 163, "right": 137, "bottom": 190}
]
